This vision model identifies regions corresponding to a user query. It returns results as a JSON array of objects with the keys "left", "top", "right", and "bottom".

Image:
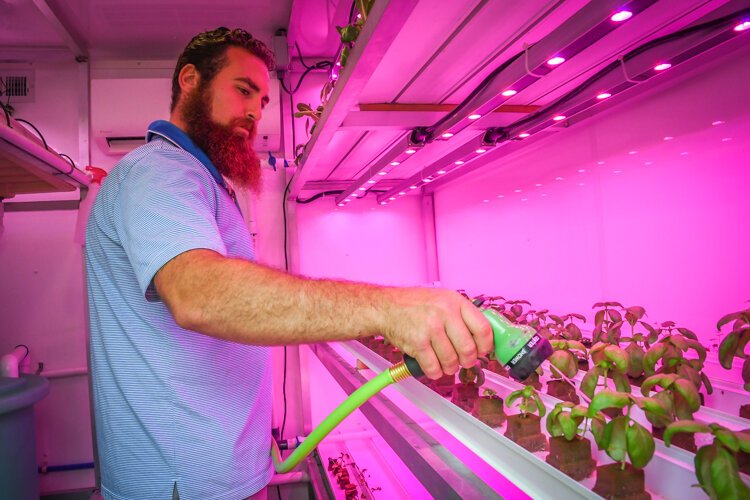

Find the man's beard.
[{"left": 181, "top": 86, "right": 262, "bottom": 193}]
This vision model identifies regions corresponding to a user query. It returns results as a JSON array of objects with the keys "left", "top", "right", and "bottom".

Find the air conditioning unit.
[
  {"left": 91, "top": 77, "right": 281, "bottom": 156},
  {"left": 0, "top": 68, "right": 34, "bottom": 104}
]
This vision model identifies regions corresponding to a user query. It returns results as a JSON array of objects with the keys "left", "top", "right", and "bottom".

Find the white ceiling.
[{"left": 0, "top": 0, "right": 295, "bottom": 60}]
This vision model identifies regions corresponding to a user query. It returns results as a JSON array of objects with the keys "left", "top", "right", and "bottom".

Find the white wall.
[{"left": 0, "top": 59, "right": 94, "bottom": 493}]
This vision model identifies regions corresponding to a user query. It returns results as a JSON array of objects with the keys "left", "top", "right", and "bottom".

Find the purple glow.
[
  {"left": 483, "top": 199, "right": 489, "bottom": 203},
  {"left": 614, "top": 170, "right": 622, "bottom": 174},
  {"left": 734, "top": 21, "right": 750, "bottom": 31},
  {"left": 501, "top": 89, "right": 517, "bottom": 97},
  {"left": 476, "top": 148, "right": 487, "bottom": 153},
  {"left": 468, "top": 114, "right": 481, "bottom": 120},
  {"left": 351, "top": 193, "right": 358, "bottom": 197},
  {"left": 518, "top": 132, "right": 530, "bottom": 138},
  {"left": 654, "top": 63, "right": 672, "bottom": 71},
  {"left": 629, "top": 151, "right": 638, "bottom": 155},
  {"left": 663, "top": 136, "right": 674, "bottom": 141},
  {"left": 442, "top": 132, "right": 454, "bottom": 138},
  {"left": 514, "top": 188, "right": 522, "bottom": 193},
  {"left": 535, "top": 183, "right": 542, "bottom": 187},
  {"left": 597, "top": 92, "right": 612, "bottom": 99},
  {"left": 578, "top": 169, "right": 586, "bottom": 173},
  {"left": 497, "top": 194, "right": 504, "bottom": 198},
  {"left": 344, "top": 198, "right": 351, "bottom": 202},
  {"left": 611, "top": 11, "right": 633, "bottom": 22},
  {"left": 553, "top": 115, "right": 566, "bottom": 121},
  {"left": 405, "top": 149, "right": 417, "bottom": 154},
  {"left": 547, "top": 56, "right": 566, "bottom": 66}
]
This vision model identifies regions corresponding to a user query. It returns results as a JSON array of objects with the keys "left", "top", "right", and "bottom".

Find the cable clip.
[
  {"left": 524, "top": 43, "right": 546, "bottom": 78},
  {"left": 619, "top": 57, "right": 640, "bottom": 84}
]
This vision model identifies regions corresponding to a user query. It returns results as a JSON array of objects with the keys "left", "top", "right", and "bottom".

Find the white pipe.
[
  {"left": 268, "top": 471, "right": 310, "bottom": 486},
  {"left": 41, "top": 367, "right": 88, "bottom": 379},
  {"left": 0, "top": 346, "right": 30, "bottom": 378}
]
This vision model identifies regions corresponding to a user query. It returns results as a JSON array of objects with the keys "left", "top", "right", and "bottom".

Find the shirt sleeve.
[{"left": 115, "top": 147, "right": 227, "bottom": 301}]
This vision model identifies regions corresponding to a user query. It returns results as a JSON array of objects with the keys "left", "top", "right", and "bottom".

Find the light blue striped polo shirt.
[{"left": 85, "top": 120, "right": 273, "bottom": 500}]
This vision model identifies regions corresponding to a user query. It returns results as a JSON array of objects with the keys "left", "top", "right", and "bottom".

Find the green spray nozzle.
[{"left": 482, "top": 308, "right": 553, "bottom": 381}]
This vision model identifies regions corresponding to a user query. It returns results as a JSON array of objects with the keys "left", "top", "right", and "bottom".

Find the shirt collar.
[{"left": 146, "top": 120, "right": 227, "bottom": 189}]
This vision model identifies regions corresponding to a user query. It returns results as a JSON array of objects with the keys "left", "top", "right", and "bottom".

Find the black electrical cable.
[
  {"left": 295, "top": 190, "right": 344, "bottom": 204},
  {"left": 510, "top": 8, "right": 750, "bottom": 132},
  {"left": 279, "top": 173, "right": 295, "bottom": 441},
  {"left": 58, "top": 153, "right": 77, "bottom": 174},
  {"left": 428, "top": 49, "right": 526, "bottom": 135},
  {"left": 279, "top": 61, "right": 334, "bottom": 96},
  {"left": 14, "top": 118, "right": 49, "bottom": 150},
  {"left": 295, "top": 41, "right": 312, "bottom": 70},
  {"left": 14, "top": 344, "right": 29, "bottom": 361},
  {"left": 0, "top": 100, "right": 10, "bottom": 127}
]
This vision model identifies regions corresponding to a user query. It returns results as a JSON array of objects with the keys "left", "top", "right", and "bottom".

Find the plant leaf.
[
  {"left": 566, "top": 340, "right": 587, "bottom": 354},
  {"left": 533, "top": 391, "right": 547, "bottom": 417},
  {"left": 546, "top": 403, "right": 564, "bottom": 437},
  {"left": 673, "top": 378, "right": 701, "bottom": 412},
  {"left": 695, "top": 443, "right": 718, "bottom": 498},
  {"left": 612, "top": 371, "right": 631, "bottom": 393},
  {"left": 677, "top": 327, "right": 698, "bottom": 341},
  {"left": 604, "top": 416, "right": 628, "bottom": 462},
  {"left": 711, "top": 445, "right": 750, "bottom": 500},
  {"left": 580, "top": 368, "right": 600, "bottom": 400},
  {"left": 626, "top": 421, "right": 655, "bottom": 469},
  {"left": 743, "top": 358, "right": 750, "bottom": 385},
  {"left": 548, "top": 314, "right": 563, "bottom": 325},
  {"left": 588, "top": 389, "right": 630, "bottom": 416},
  {"left": 717, "top": 311, "right": 744, "bottom": 330},
  {"left": 640, "top": 373, "right": 676, "bottom": 396},
  {"left": 559, "top": 413, "right": 578, "bottom": 440},
  {"left": 644, "top": 344, "right": 667, "bottom": 374},
  {"left": 736, "top": 432, "right": 750, "bottom": 453},
  {"left": 608, "top": 310, "right": 622, "bottom": 323},
  {"left": 684, "top": 340, "right": 707, "bottom": 363},
  {"left": 590, "top": 415, "right": 607, "bottom": 448},
  {"left": 505, "top": 389, "right": 524, "bottom": 409},
  {"left": 594, "top": 309, "right": 606, "bottom": 326},
  {"left": 549, "top": 350, "right": 577, "bottom": 378},
  {"left": 604, "top": 345, "right": 629, "bottom": 373},
  {"left": 565, "top": 323, "right": 582, "bottom": 340},
  {"left": 719, "top": 332, "right": 740, "bottom": 369},
  {"left": 715, "top": 428, "right": 740, "bottom": 452},
  {"left": 625, "top": 343, "right": 644, "bottom": 378},
  {"left": 664, "top": 420, "right": 710, "bottom": 446},
  {"left": 637, "top": 396, "right": 672, "bottom": 428}
]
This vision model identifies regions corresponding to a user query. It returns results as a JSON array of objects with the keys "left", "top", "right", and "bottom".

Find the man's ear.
[{"left": 178, "top": 64, "right": 200, "bottom": 93}]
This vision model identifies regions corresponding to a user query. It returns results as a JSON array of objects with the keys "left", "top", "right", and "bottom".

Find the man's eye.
[{"left": 238, "top": 87, "right": 250, "bottom": 96}]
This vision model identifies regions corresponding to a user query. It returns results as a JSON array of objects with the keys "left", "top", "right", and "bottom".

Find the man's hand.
[{"left": 380, "top": 288, "right": 493, "bottom": 379}]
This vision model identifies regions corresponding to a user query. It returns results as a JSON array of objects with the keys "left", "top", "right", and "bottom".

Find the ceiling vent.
[{"left": 0, "top": 69, "right": 34, "bottom": 103}]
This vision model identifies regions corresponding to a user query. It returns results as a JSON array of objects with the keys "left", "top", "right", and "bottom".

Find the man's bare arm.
[{"left": 155, "top": 249, "right": 493, "bottom": 378}]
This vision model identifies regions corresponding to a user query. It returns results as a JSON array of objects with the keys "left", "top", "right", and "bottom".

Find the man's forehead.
[{"left": 224, "top": 47, "right": 270, "bottom": 86}]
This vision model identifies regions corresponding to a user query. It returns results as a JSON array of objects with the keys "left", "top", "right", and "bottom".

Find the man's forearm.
[{"left": 157, "top": 249, "right": 393, "bottom": 345}]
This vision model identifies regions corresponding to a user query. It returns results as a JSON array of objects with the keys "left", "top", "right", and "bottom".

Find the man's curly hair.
[{"left": 170, "top": 27, "right": 276, "bottom": 112}]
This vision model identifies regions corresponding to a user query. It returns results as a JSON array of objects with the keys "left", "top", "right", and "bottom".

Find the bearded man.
[{"left": 85, "top": 27, "right": 491, "bottom": 500}]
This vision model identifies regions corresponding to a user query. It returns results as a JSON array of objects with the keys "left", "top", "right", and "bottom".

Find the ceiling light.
[
  {"left": 483, "top": 199, "right": 489, "bottom": 203},
  {"left": 597, "top": 161, "right": 605, "bottom": 165},
  {"left": 351, "top": 193, "right": 358, "bottom": 197},
  {"left": 378, "top": 171, "right": 387, "bottom": 176},
  {"left": 497, "top": 195, "right": 504, "bottom": 198},
  {"left": 541, "top": 193, "right": 547, "bottom": 197},
  {"left": 514, "top": 189, "right": 522, "bottom": 193},
  {"left": 553, "top": 115, "right": 566, "bottom": 121},
  {"left": 518, "top": 133, "right": 530, "bottom": 138},
  {"left": 442, "top": 132, "right": 454, "bottom": 138},
  {"left": 405, "top": 149, "right": 417, "bottom": 154},
  {"left": 644, "top": 161, "right": 653, "bottom": 165},
  {"left": 390, "top": 161, "right": 400, "bottom": 166},
  {"left": 454, "top": 160, "right": 465, "bottom": 165},
  {"left": 611, "top": 11, "right": 633, "bottom": 22},
  {"left": 367, "top": 180, "right": 376, "bottom": 184},
  {"left": 338, "top": 203, "right": 344, "bottom": 206},
  {"left": 476, "top": 148, "right": 487, "bottom": 153},
  {"left": 629, "top": 151, "right": 638, "bottom": 155},
  {"left": 380, "top": 201, "right": 387, "bottom": 205},
  {"left": 410, "top": 185, "right": 418, "bottom": 189},
  {"left": 597, "top": 92, "right": 612, "bottom": 99},
  {"left": 579, "top": 183, "right": 585, "bottom": 186},
  {"left": 521, "top": 198, "right": 529, "bottom": 201},
  {"left": 468, "top": 114, "right": 482, "bottom": 120},
  {"left": 613, "top": 170, "right": 622, "bottom": 174},
  {"left": 722, "top": 137, "right": 732, "bottom": 142},
  {"left": 555, "top": 176, "right": 564, "bottom": 181},
  {"left": 389, "top": 197, "right": 396, "bottom": 200},
  {"left": 712, "top": 120, "right": 725, "bottom": 126},
  {"left": 501, "top": 89, "right": 517, "bottom": 97},
  {"left": 734, "top": 21, "right": 750, "bottom": 31},
  {"left": 437, "top": 170, "right": 446, "bottom": 174},
  {"left": 535, "top": 183, "right": 542, "bottom": 187},
  {"left": 547, "top": 56, "right": 566, "bottom": 66},
  {"left": 663, "top": 136, "right": 673, "bottom": 141},
  {"left": 358, "top": 187, "right": 366, "bottom": 191},
  {"left": 399, "top": 192, "right": 406, "bottom": 195},
  {"left": 654, "top": 63, "right": 671, "bottom": 71},
  {"left": 344, "top": 198, "right": 351, "bottom": 202},
  {"left": 681, "top": 152, "right": 689, "bottom": 155},
  {"left": 578, "top": 169, "right": 586, "bottom": 173}
]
